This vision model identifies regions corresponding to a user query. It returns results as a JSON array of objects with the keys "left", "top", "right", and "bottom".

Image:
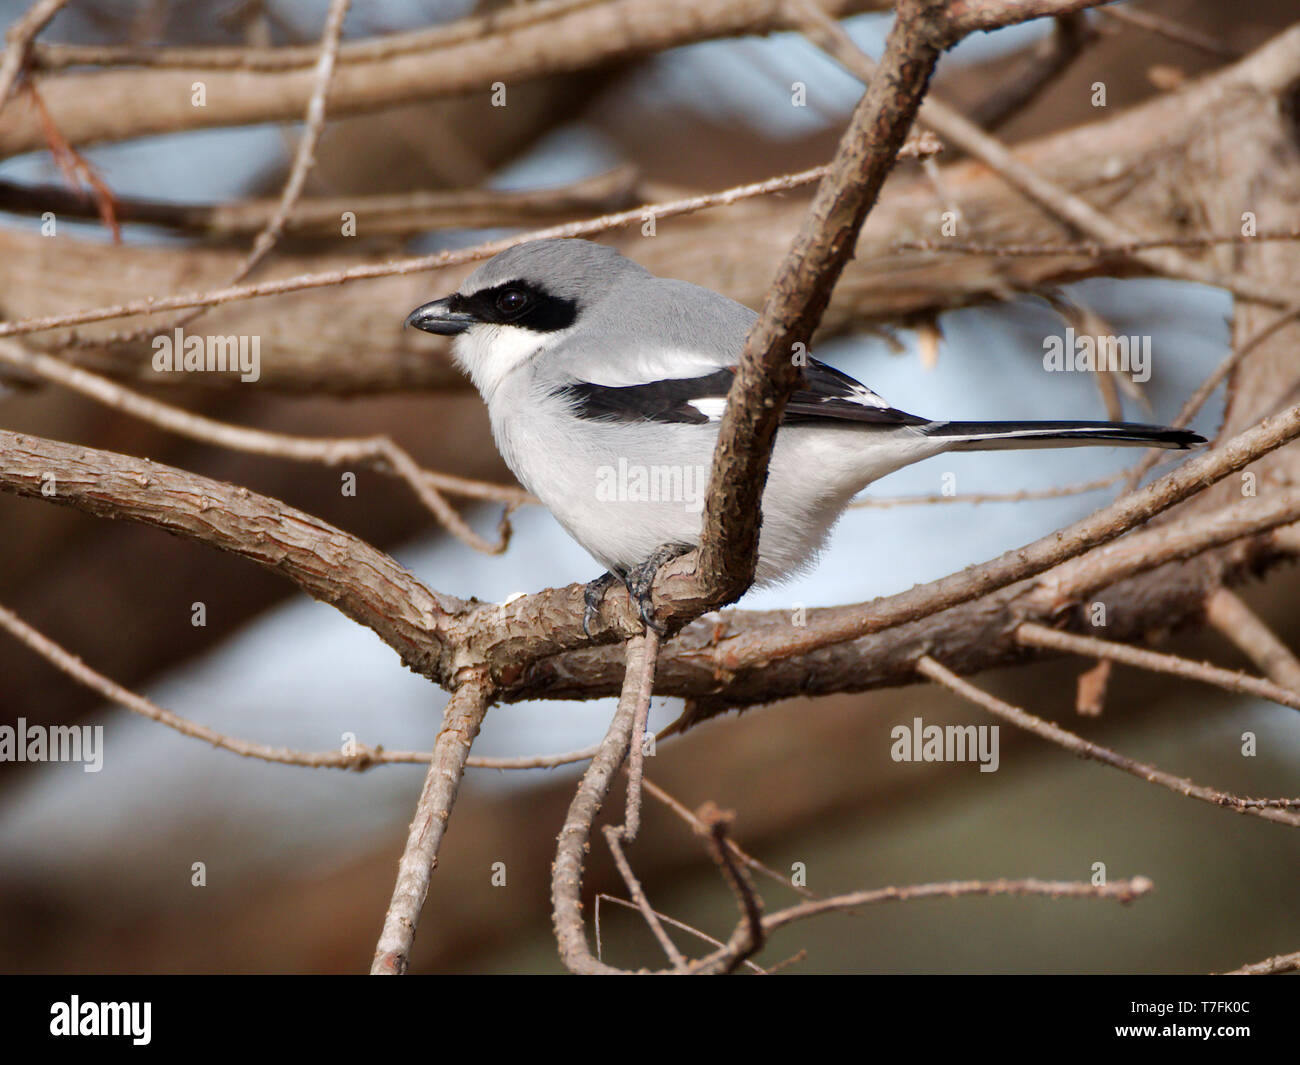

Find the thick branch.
[
  {"left": 0, "top": 0, "right": 887, "bottom": 158},
  {"left": 0, "top": 429, "right": 458, "bottom": 683}
]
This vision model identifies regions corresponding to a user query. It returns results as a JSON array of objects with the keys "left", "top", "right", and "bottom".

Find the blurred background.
[{"left": 0, "top": 0, "right": 1296, "bottom": 973}]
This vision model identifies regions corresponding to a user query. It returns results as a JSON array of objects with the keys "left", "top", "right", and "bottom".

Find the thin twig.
[
  {"left": 1120, "top": 301, "right": 1300, "bottom": 492},
  {"left": 916, "top": 655, "right": 1300, "bottom": 826},
  {"left": 0, "top": 603, "right": 598, "bottom": 773},
  {"left": 1016, "top": 621, "right": 1300, "bottom": 714},
  {"left": 616, "top": 628, "right": 660, "bottom": 844},
  {"left": 1096, "top": 5, "right": 1242, "bottom": 60},
  {"left": 595, "top": 626, "right": 682, "bottom": 969},
  {"left": 0, "top": 0, "right": 71, "bottom": 110},
  {"left": 892, "top": 229, "right": 1300, "bottom": 257},
  {"left": 852, "top": 469, "right": 1128, "bottom": 508},
  {"left": 794, "top": 2, "right": 1291, "bottom": 309},
  {"left": 1221, "top": 949, "right": 1300, "bottom": 976},
  {"left": 371, "top": 670, "right": 493, "bottom": 975},
  {"left": 111, "top": 0, "right": 351, "bottom": 346},
  {"left": 0, "top": 163, "right": 900, "bottom": 341},
  {"left": 602, "top": 823, "right": 687, "bottom": 971},
  {"left": 0, "top": 338, "right": 523, "bottom": 550},
  {"left": 551, "top": 631, "right": 659, "bottom": 974},
  {"left": 693, "top": 803, "right": 766, "bottom": 974},
  {"left": 1204, "top": 587, "right": 1300, "bottom": 694},
  {"left": 763, "top": 876, "right": 1154, "bottom": 931},
  {"left": 594, "top": 894, "right": 765, "bottom": 973},
  {"left": 642, "top": 777, "right": 816, "bottom": 899}
]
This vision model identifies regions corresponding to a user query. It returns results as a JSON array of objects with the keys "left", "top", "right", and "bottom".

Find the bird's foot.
[
  {"left": 623, "top": 542, "right": 694, "bottom": 635},
  {"left": 582, "top": 571, "right": 619, "bottom": 639}
]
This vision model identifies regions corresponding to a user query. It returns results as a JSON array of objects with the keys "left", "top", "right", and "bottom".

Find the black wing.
[{"left": 555, "top": 359, "right": 925, "bottom": 427}]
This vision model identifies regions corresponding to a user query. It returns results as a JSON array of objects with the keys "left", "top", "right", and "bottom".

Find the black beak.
[{"left": 405, "top": 298, "right": 476, "bottom": 335}]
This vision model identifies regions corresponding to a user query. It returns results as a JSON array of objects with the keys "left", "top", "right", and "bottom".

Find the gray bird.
[{"left": 406, "top": 238, "right": 1203, "bottom": 631}]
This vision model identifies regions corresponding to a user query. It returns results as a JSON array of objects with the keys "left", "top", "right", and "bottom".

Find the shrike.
[{"left": 407, "top": 238, "right": 1203, "bottom": 631}]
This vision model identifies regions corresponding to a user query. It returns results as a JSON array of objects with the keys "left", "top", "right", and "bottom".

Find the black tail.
[{"left": 921, "top": 420, "right": 1205, "bottom": 451}]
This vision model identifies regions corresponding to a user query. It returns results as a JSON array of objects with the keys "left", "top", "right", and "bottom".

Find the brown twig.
[
  {"left": 371, "top": 670, "right": 493, "bottom": 974},
  {"left": 763, "top": 875, "right": 1154, "bottom": 931},
  {"left": 594, "top": 894, "right": 765, "bottom": 973},
  {"left": 915, "top": 655, "right": 1300, "bottom": 826},
  {"left": 0, "top": 166, "right": 646, "bottom": 237},
  {"left": 0, "top": 429, "right": 460, "bottom": 685},
  {"left": 966, "top": 12, "right": 1096, "bottom": 130},
  {"left": 692, "top": 0, "right": 948, "bottom": 611},
  {"left": 595, "top": 627, "right": 680, "bottom": 968},
  {"left": 691, "top": 803, "right": 766, "bottom": 974},
  {"left": 851, "top": 467, "right": 1132, "bottom": 508},
  {"left": 1096, "top": 5, "right": 1242, "bottom": 60},
  {"left": 1221, "top": 949, "right": 1300, "bottom": 975},
  {"left": 0, "top": 598, "right": 601, "bottom": 773},
  {"left": 0, "top": 339, "right": 522, "bottom": 550},
  {"left": 0, "top": 0, "right": 71, "bottom": 109},
  {"left": 642, "top": 778, "right": 816, "bottom": 899},
  {"left": 0, "top": 601, "right": 429, "bottom": 769},
  {"left": 0, "top": 165, "right": 851, "bottom": 340},
  {"left": 23, "top": 81, "right": 120, "bottom": 240},
  {"left": 551, "top": 631, "right": 658, "bottom": 974},
  {"left": 1016, "top": 621, "right": 1300, "bottom": 714},
  {"left": 1203, "top": 587, "right": 1300, "bottom": 695},
  {"left": 795, "top": 3, "right": 1291, "bottom": 309},
  {"left": 893, "top": 230, "right": 1300, "bottom": 256},
  {"left": 601, "top": 824, "right": 687, "bottom": 970},
  {"left": 1120, "top": 302, "right": 1300, "bottom": 492}
]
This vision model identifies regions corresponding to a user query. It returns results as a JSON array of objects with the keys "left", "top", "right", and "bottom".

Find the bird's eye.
[{"left": 496, "top": 289, "right": 528, "bottom": 316}]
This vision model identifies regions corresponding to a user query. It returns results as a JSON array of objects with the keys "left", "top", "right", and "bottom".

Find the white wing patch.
[
  {"left": 687, "top": 397, "right": 728, "bottom": 420},
  {"left": 569, "top": 348, "right": 732, "bottom": 388},
  {"left": 844, "top": 382, "right": 891, "bottom": 408}
]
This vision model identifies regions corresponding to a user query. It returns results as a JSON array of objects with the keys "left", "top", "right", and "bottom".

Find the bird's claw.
[
  {"left": 624, "top": 542, "right": 692, "bottom": 635},
  {"left": 582, "top": 571, "right": 618, "bottom": 639},
  {"left": 583, "top": 544, "right": 692, "bottom": 638}
]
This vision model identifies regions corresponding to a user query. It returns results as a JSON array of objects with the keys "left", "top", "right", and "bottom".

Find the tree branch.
[{"left": 371, "top": 670, "right": 493, "bottom": 974}]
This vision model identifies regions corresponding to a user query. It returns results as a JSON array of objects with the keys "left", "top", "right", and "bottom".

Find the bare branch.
[
  {"left": 0, "top": 338, "right": 522, "bottom": 549},
  {"left": 795, "top": 0, "right": 1291, "bottom": 308},
  {"left": 692, "top": 803, "right": 766, "bottom": 975},
  {"left": 1096, "top": 5, "right": 1242, "bottom": 60},
  {"left": 0, "top": 166, "right": 647, "bottom": 237},
  {"left": 0, "top": 0, "right": 891, "bottom": 157},
  {"left": 1203, "top": 587, "right": 1300, "bottom": 694},
  {"left": 693, "top": 0, "right": 948, "bottom": 608},
  {"left": 0, "top": 0, "right": 70, "bottom": 110},
  {"left": 1015, "top": 621, "right": 1300, "bottom": 714},
  {"left": 552, "top": 631, "right": 659, "bottom": 974},
  {"left": 371, "top": 670, "right": 493, "bottom": 975},
  {"left": 1222, "top": 949, "right": 1300, "bottom": 976},
  {"left": 0, "top": 429, "right": 459, "bottom": 685},
  {"left": 0, "top": 165, "right": 851, "bottom": 340},
  {"left": 915, "top": 656, "right": 1300, "bottom": 826},
  {"left": 763, "top": 875, "right": 1154, "bottom": 931}
]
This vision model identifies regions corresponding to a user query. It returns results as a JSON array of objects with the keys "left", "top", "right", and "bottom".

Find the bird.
[{"left": 406, "top": 238, "right": 1204, "bottom": 633}]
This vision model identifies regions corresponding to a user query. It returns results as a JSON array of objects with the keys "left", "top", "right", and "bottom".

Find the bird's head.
[{"left": 405, "top": 238, "right": 649, "bottom": 398}]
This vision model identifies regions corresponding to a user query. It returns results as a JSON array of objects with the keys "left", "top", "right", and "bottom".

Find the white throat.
[{"left": 452, "top": 323, "right": 572, "bottom": 400}]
